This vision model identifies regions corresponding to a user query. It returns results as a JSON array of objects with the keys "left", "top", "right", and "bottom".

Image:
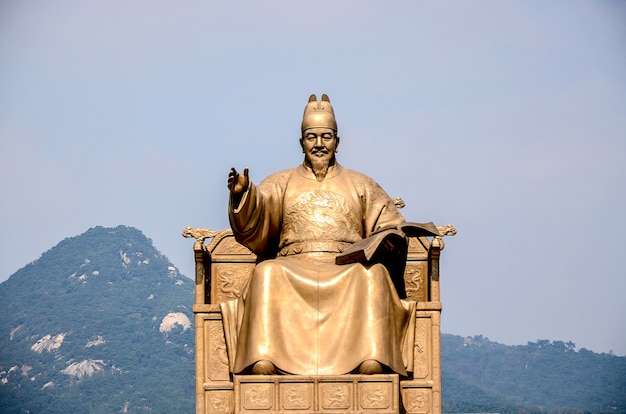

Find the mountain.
[
  {"left": 0, "top": 225, "right": 194, "bottom": 413},
  {"left": 1, "top": 225, "right": 625, "bottom": 413},
  {"left": 441, "top": 334, "right": 626, "bottom": 413}
]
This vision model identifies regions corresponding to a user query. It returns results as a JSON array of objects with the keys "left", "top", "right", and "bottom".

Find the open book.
[
  {"left": 335, "top": 222, "right": 440, "bottom": 265},
  {"left": 335, "top": 222, "right": 440, "bottom": 298}
]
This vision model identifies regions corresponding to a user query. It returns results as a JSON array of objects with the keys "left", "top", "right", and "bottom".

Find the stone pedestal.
[{"left": 235, "top": 374, "right": 399, "bottom": 414}]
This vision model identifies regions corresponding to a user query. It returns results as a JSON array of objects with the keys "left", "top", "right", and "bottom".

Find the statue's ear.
[
  {"left": 299, "top": 136, "right": 305, "bottom": 152},
  {"left": 308, "top": 94, "right": 317, "bottom": 102},
  {"left": 335, "top": 135, "right": 340, "bottom": 152},
  {"left": 321, "top": 94, "right": 330, "bottom": 102}
]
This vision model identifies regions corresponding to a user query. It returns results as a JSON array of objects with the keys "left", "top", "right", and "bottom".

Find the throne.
[{"left": 184, "top": 222, "right": 455, "bottom": 414}]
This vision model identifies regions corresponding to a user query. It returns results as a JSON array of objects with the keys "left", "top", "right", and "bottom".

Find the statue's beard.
[{"left": 310, "top": 157, "right": 330, "bottom": 182}]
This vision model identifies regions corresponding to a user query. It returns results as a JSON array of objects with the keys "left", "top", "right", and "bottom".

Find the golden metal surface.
[
  {"left": 182, "top": 226, "right": 218, "bottom": 250},
  {"left": 301, "top": 93, "right": 337, "bottom": 132},
  {"left": 223, "top": 94, "right": 418, "bottom": 377},
  {"left": 435, "top": 225, "right": 456, "bottom": 238},
  {"left": 185, "top": 94, "right": 456, "bottom": 413}
]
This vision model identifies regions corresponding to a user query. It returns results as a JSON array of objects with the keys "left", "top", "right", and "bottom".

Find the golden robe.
[{"left": 221, "top": 163, "right": 416, "bottom": 375}]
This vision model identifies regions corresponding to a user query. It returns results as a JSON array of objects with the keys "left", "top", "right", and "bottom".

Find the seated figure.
[{"left": 221, "top": 94, "right": 417, "bottom": 377}]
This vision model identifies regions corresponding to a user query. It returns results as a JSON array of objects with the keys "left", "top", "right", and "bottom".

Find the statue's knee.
[
  {"left": 254, "top": 260, "right": 278, "bottom": 275},
  {"left": 365, "top": 263, "right": 390, "bottom": 281},
  {"left": 249, "top": 260, "right": 280, "bottom": 287}
]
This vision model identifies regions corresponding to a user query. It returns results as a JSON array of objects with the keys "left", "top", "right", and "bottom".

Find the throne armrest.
[{"left": 183, "top": 227, "right": 257, "bottom": 305}]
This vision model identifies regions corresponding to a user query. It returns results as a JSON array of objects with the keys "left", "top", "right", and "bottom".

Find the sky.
[{"left": 1, "top": 1, "right": 625, "bottom": 356}]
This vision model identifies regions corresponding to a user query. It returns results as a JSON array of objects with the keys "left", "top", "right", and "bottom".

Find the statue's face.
[{"left": 300, "top": 127, "right": 339, "bottom": 165}]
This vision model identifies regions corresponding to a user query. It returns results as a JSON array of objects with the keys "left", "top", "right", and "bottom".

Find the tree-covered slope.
[
  {"left": 0, "top": 225, "right": 194, "bottom": 413},
  {"left": 442, "top": 334, "right": 626, "bottom": 413}
]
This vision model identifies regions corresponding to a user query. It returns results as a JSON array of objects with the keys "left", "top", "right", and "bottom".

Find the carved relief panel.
[
  {"left": 413, "top": 317, "right": 432, "bottom": 379},
  {"left": 320, "top": 382, "right": 352, "bottom": 410},
  {"left": 241, "top": 383, "right": 273, "bottom": 411},
  {"left": 280, "top": 382, "right": 313, "bottom": 410},
  {"left": 205, "top": 319, "right": 230, "bottom": 381},
  {"left": 405, "top": 236, "right": 428, "bottom": 302},
  {"left": 208, "top": 233, "right": 256, "bottom": 305},
  {"left": 359, "top": 382, "right": 393, "bottom": 410},
  {"left": 212, "top": 234, "right": 255, "bottom": 256},
  {"left": 211, "top": 263, "right": 255, "bottom": 303},
  {"left": 207, "top": 390, "right": 232, "bottom": 414},
  {"left": 235, "top": 375, "right": 399, "bottom": 413},
  {"left": 403, "top": 388, "right": 431, "bottom": 414},
  {"left": 404, "top": 262, "right": 428, "bottom": 302}
]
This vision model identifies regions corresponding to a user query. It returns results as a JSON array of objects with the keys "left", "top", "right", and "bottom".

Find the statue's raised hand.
[{"left": 228, "top": 167, "right": 249, "bottom": 195}]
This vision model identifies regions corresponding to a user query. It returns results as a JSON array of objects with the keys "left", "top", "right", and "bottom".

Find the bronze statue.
[{"left": 221, "top": 94, "right": 416, "bottom": 377}]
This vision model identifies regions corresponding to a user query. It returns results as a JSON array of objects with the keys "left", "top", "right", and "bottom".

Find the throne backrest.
[{"left": 194, "top": 229, "right": 438, "bottom": 306}]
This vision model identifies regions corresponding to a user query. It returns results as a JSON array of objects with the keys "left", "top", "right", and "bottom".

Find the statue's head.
[{"left": 300, "top": 94, "right": 340, "bottom": 181}]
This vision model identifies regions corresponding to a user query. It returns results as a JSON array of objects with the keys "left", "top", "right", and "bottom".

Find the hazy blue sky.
[{"left": 1, "top": 1, "right": 625, "bottom": 355}]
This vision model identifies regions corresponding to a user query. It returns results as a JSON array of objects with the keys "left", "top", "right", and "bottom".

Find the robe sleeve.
[
  {"left": 228, "top": 170, "right": 289, "bottom": 257},
  {"left": 358, "top": 173, "right": 405, "bottom": 236}
]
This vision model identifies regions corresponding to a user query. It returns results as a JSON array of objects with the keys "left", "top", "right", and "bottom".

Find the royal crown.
[{"left": 301, "top": 94, "right": 337, "bottom": 132}]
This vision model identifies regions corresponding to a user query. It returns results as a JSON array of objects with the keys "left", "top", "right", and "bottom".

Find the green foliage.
[
  {"left": 441, "top": 334, "right": 626, "bottom": 413},
  {"left": 0, "top": 225, "right": 194, "bottom": 413}
]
